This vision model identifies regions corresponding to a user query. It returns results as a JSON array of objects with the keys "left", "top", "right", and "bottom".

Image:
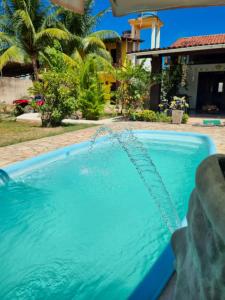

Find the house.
[
  {"left": 129, "top": 33, "right": 225, "bottom": 114},
  {"left": 101, "top": 14, "right": 163, "bottom": 99}
]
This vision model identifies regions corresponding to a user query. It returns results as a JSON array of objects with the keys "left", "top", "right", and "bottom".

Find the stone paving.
[{"left": 1, "top": 121, "right": 225, "bottom": 168}]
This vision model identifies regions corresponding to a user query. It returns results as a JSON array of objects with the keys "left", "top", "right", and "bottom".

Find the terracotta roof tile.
[{"left": 171, "top": 34, "right": 225, "bottom": 48}]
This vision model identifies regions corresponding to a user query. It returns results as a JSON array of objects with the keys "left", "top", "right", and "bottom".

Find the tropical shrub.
[
  {"left": 30, "top": 48, "right": 79, "bottom": 127},
  {"left": 129, "top": 110, "right": 174, "bottom": 123},
  {"left": 182, "top": 113, "right": 189, "bottom": 124},
  {"left": 31, "top": 70, "right": 79, "bottom": 127},
  {"left": 78, "top": 76, "right": 105, "bottom": 120},
  {"left": 156, "top": 112, "right": 172, "bottom": 123},
  {"left": 130, "top": 110, "right": 156, "bottom": 122},
  {"left": 115, "top": 61, "right": 160, "bottom": 115},
  {"left": 76, "top": 53, "right": 113, "bottom": 120},
  {"left": 160, "top": 65, "right": 184, "bottom": 101}
]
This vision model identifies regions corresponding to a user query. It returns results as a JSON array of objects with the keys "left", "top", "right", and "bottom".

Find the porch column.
[
  {"left": 131, "top": 54, "right": 137, "bottom": 65},
  {"left": 149, "top": 55, "right": 162, "bottom": 111},
  {"left": 151, "top": 22, "right": 156, "bottom": 49},
  {"left": 156, "top": 27, "right": 161, "bottom": 48}
]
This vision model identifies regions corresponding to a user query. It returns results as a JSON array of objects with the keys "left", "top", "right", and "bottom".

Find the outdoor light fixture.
[{"left": 52, "top": 0, "right": 225, "bottom": 15}]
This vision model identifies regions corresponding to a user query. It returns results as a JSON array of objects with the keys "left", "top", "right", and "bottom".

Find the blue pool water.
[{"left": 0, "top": 132, "right": 212, "bottom": 299}]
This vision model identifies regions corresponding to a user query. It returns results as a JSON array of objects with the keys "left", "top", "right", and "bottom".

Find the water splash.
[{"left": 89, "top": 126, "right": 181, "bottom": 233}]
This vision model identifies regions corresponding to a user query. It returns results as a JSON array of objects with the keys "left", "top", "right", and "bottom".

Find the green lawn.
[{"left": 0, "top": 120, "right": 95, "bottom": 147}]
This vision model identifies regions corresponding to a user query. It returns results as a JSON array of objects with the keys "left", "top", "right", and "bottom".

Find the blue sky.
[{"left": 93, "top": 1, "right": 225, "bottom": 49}]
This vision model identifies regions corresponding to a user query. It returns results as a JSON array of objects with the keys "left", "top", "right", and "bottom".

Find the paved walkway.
[
  {"left": 16, "top": 113, "right": 123, "bottom": 125},
  {"left": 0, "top": 121, "right": 225, "bottom": 168}
]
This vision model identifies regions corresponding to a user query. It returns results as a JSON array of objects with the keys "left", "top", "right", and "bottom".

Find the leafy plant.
[
  {"left": 130, "top": 110, "right": 157, "bottom": 122},
  {"left": 156, "top": 112, "right": 172, "bottom": 123},
  {"left": 77, "top": 54, "right": 113, "bottom": 120},
  {"left": 169, "top": 96, "right": 189, "bottom": 111},
  {"left": 161, "top": 65, "right": 184, "bottom": 101},
  {"left": 182, "top": 113, "right": 189, "bottom": 124},
  {"left": 78, "top": 77, "right": 105, "bottom": 120},
  {"left": 129, "top": 110, "right": 173, "bottom": 123},
  {"left": 115, "top": 60, "right": 160, "bottom": 115},
  {"left": 29, "top": 48, "right": 79, "bottom": 127}
]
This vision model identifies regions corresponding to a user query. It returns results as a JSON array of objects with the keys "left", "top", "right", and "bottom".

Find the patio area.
[{"left": 0, "top": 118, "right": 224, "bottom": 168}]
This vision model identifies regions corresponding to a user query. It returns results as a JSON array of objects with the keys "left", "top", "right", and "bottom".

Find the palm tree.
[
  {"left": 0, "top": 0, "right": 72, "bottom": 80},
  {"left": 57, "top": 0, "right": 108, "bottom": 38},
  {"left": 56, "top": 0, "right": 120, "bottom": 62}
]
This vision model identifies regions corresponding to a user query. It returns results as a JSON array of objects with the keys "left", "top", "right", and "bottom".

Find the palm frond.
[
  {"left": 0, "top": 45, "right": 23, "bottom": 71},
  {"left": 62, "top": 53, "right": 81, "bottom": 68},
  {"left": 94, "top": 48, "right": 112, "bottom": 62},
  {"left": 71, "top": 50, "right": 83, "bottom": 65},
  {"left": 82, "top": 36, "right": 106, "bottom": 52},
  {"left": 35, "top": 28, "right": 72, "bottom": 43},
  {"left": 0, "top": 32, "right": 15, "bottom": 46},
  {"left": 84, "top": 53, "right": 114, "bottom": 74},
  {"left": 13, "top": 9, "right": 35, "bottom": 35},
  {"left": 89, "top": 30, "right": 120, "bottom": 41}
]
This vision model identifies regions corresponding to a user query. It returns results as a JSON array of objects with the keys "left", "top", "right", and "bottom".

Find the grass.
[{"left": 0, "top": 120, "right": 96, "bottom": 147}]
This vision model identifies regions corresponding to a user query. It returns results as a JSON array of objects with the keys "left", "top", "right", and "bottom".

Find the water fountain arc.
[{"left": 90, "top": 126, "right": 181, "bottom": 233}]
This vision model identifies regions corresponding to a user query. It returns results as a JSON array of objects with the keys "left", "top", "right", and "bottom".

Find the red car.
[{"left": 13, "top": 95, "right": 44, "bottom": 113}]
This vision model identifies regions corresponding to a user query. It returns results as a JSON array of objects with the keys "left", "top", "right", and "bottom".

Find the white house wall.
[
  {"left": 180, "top": 63, "right": 225, "bottom": 110},
  {"left": 0, "top": 77, "right": 33, "bottom": 104}
]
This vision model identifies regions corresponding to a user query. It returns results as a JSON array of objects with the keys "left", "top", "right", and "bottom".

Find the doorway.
[{"left": 196, "top": 71, "right": 225, "bottom": 113}]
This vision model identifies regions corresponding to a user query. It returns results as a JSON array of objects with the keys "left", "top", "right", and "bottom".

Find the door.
[{"left": 197, "top": 71, "right": 225, "bottom": 113}]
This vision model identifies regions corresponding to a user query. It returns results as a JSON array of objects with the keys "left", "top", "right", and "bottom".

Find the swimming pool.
[{"left": 0, "top": 131, "right": 215, "bottom": 300}]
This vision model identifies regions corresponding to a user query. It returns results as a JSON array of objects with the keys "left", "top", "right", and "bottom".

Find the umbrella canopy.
[
  {"left": 110, "top": 0, "right": 225, "bottom": 16},
  {"left": 51, "top": 0, "right": 84, "bottom": 14},
  {"left": 52, "top": 0, "right": 225, "bottom": 15}
]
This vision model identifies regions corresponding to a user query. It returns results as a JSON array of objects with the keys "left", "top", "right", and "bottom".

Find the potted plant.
[{"left": 170, "top": 96, "right": 189, "bottom": 124}]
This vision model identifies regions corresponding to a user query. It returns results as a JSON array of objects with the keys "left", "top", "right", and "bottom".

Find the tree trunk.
[{"left": 31, "top": 55, "right": 39, "bottom": 81}]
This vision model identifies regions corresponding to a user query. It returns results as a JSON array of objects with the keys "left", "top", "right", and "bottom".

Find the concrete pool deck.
[
  {"left": 0, "top": 120, "right": 225, "bottom": 168},
  {"left": 0, "top": 120, "right": 222, "bottom": 299}
]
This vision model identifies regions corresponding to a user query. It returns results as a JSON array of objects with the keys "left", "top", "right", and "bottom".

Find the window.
[{"left": 218, "top": 82, "right": 224, "bottom": 93}]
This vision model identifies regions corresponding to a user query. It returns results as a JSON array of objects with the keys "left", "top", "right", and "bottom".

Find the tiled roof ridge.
[
  {"left": 171, "top": 33, "right": 225, "bottom": 48},
  {"left": 175, "top": 33, "right": 225, "bottom": 39}
]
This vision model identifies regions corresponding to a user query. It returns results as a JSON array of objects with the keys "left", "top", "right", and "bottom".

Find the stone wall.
[
  {"left": 172, "top": 154, "right": 225, "bottom": 300},
  {"left": 0, "top": 77, "right": 33, "bottom": 104}
]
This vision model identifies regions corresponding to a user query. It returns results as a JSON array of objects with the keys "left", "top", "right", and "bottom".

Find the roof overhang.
[
  {"left": 128, "top": 43, "right": 225, "bottom": 58},
  {"left": 51, "top": 0, "right": 225, "bottom": 15}
]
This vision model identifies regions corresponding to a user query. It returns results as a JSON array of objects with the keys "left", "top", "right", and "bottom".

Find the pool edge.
[{"left": 2, "top": 130, "right": 216, "bottom": 177}]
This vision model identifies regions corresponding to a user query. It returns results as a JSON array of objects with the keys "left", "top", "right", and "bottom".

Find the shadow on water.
[
  {"left": 128, "top": 244, "right": 175, "bottom": 300},
  {"left": 0, "top": 169, "right": 11, "bottom": 185}
]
